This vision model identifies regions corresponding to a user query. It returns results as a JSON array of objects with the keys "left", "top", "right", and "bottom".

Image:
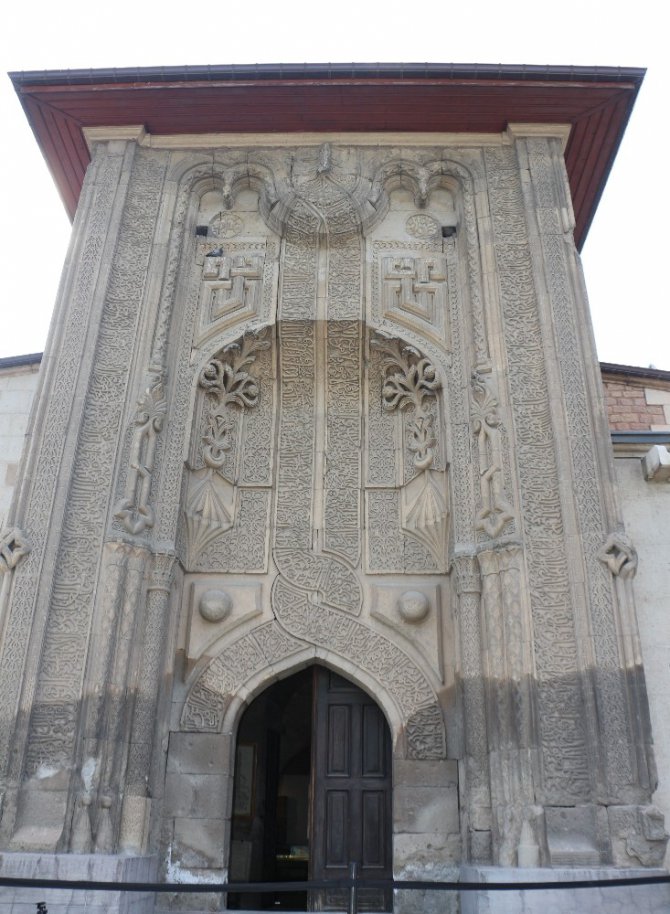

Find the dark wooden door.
[{"left": 310, "top": 668, "right": 392, "bottom": 912}]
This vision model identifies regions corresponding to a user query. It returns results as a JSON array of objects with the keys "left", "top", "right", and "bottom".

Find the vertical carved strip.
[
  {"left": 274, "top": 319, "right": 316, "bottom": 551},
  {"left": 0, "top": 150, "right": 123, "bottom": 783},
  {"left": 479, "top": 545, "right": 535, "bottom": 865},
  {"left": 325, "top": 320, "right": 362, "bottom": 564},
  {"left": 454, "top": 554, "right": 492, "bottom": 863},
  {"left": 21, "top": 152, "right": 166, "bottom": 785},
  {"left": 524, "top": 136, "right": 634, "bottom": 790},
  {"left": 485, "top": 146, "right": 590, "bottom": 804}
]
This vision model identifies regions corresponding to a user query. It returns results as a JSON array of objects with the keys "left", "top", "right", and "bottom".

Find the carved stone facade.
[{"left": 0, "top": 106, "right": 666, "bottom": 912}]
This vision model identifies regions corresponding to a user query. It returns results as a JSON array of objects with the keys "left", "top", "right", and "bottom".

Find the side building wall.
[{"left": 0, "top": 356, "right": 41, "bottom": 529}]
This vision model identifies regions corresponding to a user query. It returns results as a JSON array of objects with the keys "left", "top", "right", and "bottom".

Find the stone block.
[
  {"left": 545, "top": 805, "right": 607, "bottom": 866},
  {"left": 164, "top": 773, "right": 227, "bottom": 819},
  {"left": 393, "top": 785, "right": 459, "bottom": 835},
  {"left": 172, "top": 817, "right": 226, "bottom": 868},
  {"left": 167, "top": 732, "right": 231, "bottom": 775},
  {"left": 608, "top": 804, "right": 668, "bottom": 867},
  {"left": 643, "top": 444, "right": 670, "bottom": 481},
  {"left": 394, "top": 758, "right": 458, "bottom": 788},
  {"left": 460, "top": 865, "right": 670, "bottom": 914},
  {"left": 394, "top": 832, "right": 461, "bottom": 869}
]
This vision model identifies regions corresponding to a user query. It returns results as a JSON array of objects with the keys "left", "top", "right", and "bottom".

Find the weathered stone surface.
[
  {"left": 166, "top": 733, "right": 231, "bottom": 776},
  {"left": 0, "top": 108, "right": 665, "bottom": 913},
  {"left": 172, "top": 818, "right": 226, "bottom": 868}
]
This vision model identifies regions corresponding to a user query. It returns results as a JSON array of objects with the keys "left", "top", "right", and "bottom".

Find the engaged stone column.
[
  {"left": 120, "top": 552, "right": 176, "bottom": 853},
  {"left": 453, "top": 553, "right": 492, "bottom": 863}
]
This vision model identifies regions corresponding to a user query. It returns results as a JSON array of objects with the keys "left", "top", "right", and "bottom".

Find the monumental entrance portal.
[
  {"left": 1, "top": 64, "right": 667, "bottom": 913},
  {"left": 228, "top": 666, "right": 392, "bottom": 912}
]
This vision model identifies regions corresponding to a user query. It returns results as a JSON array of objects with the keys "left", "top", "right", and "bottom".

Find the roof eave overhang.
[{"left": 9, "top": 62, "right": 645, "bottom": 249}]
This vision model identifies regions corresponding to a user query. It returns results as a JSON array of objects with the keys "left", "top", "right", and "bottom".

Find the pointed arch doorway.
[{"left": 228, "top": 665, "right": 392, "bottom": 911}]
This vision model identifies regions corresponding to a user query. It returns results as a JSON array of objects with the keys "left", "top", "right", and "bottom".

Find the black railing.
[{"left": 2, "top": 865, "right": 670, "bottom": 914}]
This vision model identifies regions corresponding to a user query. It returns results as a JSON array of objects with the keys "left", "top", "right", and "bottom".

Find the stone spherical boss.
[
  {"left": 199, "top": 588, "right": 233, "bottom": 623},
  {"left": 397, "top": 590, "right": 430, "bottom": 623}
]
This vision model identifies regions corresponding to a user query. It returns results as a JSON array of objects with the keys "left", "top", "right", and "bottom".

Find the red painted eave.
[{"left": 9, "top": 63, "right": 645, "bottom": 249}]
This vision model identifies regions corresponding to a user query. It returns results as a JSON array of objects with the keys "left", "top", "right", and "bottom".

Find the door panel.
[{"left": 311, "top": 668, "right": 392, "bottom": 912}]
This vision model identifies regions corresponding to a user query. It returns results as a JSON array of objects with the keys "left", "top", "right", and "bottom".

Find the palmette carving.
[{"left": 115, "top": 378, "right": 167, "bottom": 535}]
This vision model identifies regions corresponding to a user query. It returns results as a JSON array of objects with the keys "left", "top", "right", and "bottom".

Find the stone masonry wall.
[{"left": 0, "top": 358, "right": 41, "bottom": 529}]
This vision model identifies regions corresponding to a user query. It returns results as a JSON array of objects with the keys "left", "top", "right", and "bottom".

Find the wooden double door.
[
  {"left": 229, "top": 665, "right": 392, "bottom": 911},
  {"left": 311, "top": 667, "right": 393, "bottom": 911}
]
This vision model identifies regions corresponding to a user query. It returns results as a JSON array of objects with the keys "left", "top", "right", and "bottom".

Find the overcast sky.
[{"left": 1, "top": 0, "right": 668, "bottom": 368}]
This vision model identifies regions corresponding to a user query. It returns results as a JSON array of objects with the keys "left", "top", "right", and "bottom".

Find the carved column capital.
[
  {"left": 477, "top": 542, "right": 523, "bottom": 577},
  {"left": 148, "top": 552, "right": 177, "bottom": 593},
  {"left": 452, "top": 553, "right": 481, "bottom": 595}
]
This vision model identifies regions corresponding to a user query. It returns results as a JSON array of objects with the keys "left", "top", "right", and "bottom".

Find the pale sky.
[{"left": 1, "top": 0, "right": 668, "bottom": 368}]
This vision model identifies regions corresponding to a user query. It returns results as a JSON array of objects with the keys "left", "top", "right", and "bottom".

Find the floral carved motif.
[
  {"left": 184, "top": 329, "right": 270, "bottom": 567},
  {"left": 471, "top": 371, "right": 514, "bottom": 539},
  {"left": 371, "top": 331, "right": 440, "bottom": 470},
  {"left": 370, "top": 331, "right": 449, "bottom": 565},
  {"left": 115, "top": 379, "right": 167, "bottom": 535}
]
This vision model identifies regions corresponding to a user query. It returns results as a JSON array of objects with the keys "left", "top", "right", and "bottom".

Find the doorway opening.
[{"left": 228, "top": 665, "right": 392, "bottom": 911}]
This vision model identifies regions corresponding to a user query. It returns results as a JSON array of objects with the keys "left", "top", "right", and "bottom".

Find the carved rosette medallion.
[{"left": 209, "top": 211, "right": 243, "bottom": 238}]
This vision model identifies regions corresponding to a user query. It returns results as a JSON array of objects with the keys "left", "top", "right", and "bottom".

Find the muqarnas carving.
[
  {"left": 371, "top": 331, "right": 449, "bottom": 565},
  {"left": 184, "top": 329, "right": 270, "bottom": 568}
]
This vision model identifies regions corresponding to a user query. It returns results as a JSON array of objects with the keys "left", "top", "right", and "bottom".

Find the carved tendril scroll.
[
  {"left": 471, "top": 371, "right": 514, "bottom": 539},
  {"left": 115, "top": 379, "right": 167, "bottom": 535},
  {"left": 371, "top": 331, "right": 440, "bottom": 470},
  {"left": 184, "top": 329, "right": 270, "bottom": 565},
  {"left": 371, "top": 331, "right": 449, "bottom": 565}
]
